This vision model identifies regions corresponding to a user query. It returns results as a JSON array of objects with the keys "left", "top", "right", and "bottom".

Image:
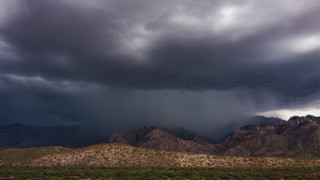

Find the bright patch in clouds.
[
  {"left": 292, "top": 35, "right": 320, "bottom": 53},
  {"left": 218, "top": 6, "right": 237, "bottom": 27},
  {"left": 259, "top": 107, "right": 320, "bottom": 120},
  {"left": 271, "top": 34, "right": 320, "bottom": 60}
]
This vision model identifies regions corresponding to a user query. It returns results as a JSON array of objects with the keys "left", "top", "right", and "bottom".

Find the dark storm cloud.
[
  {"left": 0, "top": 74, "right": 270, "bottom": 138},
  {"left": 0, "top": 0, "right": 319, "bottom": 133}
]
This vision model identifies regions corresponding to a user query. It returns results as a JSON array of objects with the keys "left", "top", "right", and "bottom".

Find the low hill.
[{"left": 1, "top": 143, "right": 320, "bottom": 167}]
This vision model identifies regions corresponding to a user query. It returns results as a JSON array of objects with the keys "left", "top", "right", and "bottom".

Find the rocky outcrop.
[
  {"left": 110, "top": 126, "right": 218, "bottom": 154},
  {"left": 111, "top": 115, "right": 320, "bottom": 158},
  {"left": 220, "top": 115, "right": 320, "bottom": 157}
]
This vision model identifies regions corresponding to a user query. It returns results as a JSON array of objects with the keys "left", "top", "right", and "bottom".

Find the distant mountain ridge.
[
  {"left": 0, "top": 123, "right": 112, "bottom": 149},
  {"left": 0, "top": 115, "right": 279, "bottom": 149},
  {"left": 110, "top": 115, "right": 320, "bottom": 157},
  {"left": 211, "top": 116, "right": 285, "bottom": 142},
  {"left": 2, "top": 115, "right": 320, "bottom": 158},
  {"left": 248, "top": 116, "right": 284, "bottom": 126},
  {"left": 219, "top": 115, "right": 320, "bottom": 157}
]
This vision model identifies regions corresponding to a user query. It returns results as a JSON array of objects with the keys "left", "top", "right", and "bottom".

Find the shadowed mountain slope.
[
  {"left": 109, "top": 126, "right": 218, "bottom": 154},
  {"left": 219, "top": 115, "right": 320, "bottom": 157},
  {"left": 110, "top": 115, "right": 320, "bottom": 158}
]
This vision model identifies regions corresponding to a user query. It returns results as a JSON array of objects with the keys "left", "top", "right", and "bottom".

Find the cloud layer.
[{"left": 0, "top": 0, "right": 319, "bottom": 135}]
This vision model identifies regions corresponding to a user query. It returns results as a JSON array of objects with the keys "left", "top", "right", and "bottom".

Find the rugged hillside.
[
  {"left": 220, "top": 115, "right": 320, "bottom": 157},
  {"left": 109, "top": 126, "right": 218, "bottom": 154},
  {"left": 110, "top": 115, "right": 320, "bottom": 158},
  {"left": 1, "top": 143, "right": 320, "bottom": 167}
]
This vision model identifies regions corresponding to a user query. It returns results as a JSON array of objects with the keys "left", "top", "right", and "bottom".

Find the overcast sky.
[{"left": 0, "top": 0, "right": 319, "bottom": 135}]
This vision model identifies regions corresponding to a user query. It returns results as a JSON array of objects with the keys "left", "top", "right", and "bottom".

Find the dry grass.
[{"left": 1, "top": 143, "right": 320, "bottom": 167}]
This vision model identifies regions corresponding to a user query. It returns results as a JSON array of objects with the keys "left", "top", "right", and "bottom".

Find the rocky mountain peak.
[
  {"left": 109, "top": 126, "right": 218, "bottom": 154},
  {"left": 220, "top": 115, "right": 320, "bottom": 157},
  {"left": 134, "top": 126, "right": 157, "bottom": 139}
]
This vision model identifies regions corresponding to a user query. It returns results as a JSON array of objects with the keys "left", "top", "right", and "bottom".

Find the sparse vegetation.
[
  {"left": 1, "top": 143, "right": 320, "bottom": 179},
  {"left": 0, "top": 146, "right": 74, "bottom": 165},
  {"left": 1, "top": 144, "right": 320, "bottom": 168},
  {"left": 1, "top": 166, "right": 320, "bottom": 179}
]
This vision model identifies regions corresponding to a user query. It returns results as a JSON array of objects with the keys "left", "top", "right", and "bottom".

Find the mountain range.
[
  {"left": 110, "top": 115, "right": 320, "bottom": 157},
  {"left": 2, "top": 115, "right": 320, "bottom": 157}
]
